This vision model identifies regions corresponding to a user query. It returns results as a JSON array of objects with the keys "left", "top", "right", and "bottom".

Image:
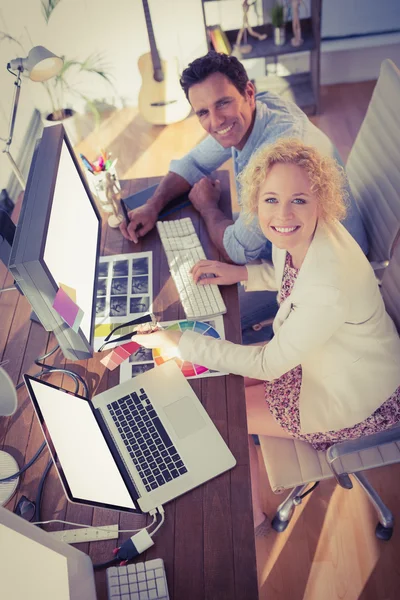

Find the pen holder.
[{"left": 86, "top": 165, "right": 119, "bottom": 213}]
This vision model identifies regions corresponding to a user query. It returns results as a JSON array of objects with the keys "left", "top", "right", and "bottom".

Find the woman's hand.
[
  {"left": 134, "top": 330, "right": 182, "bottom": 351},
  {"left": 191, "top": 260, "right": 248, "bottom": 286}
]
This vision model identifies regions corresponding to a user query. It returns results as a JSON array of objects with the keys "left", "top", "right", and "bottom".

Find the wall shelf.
[{"left": 201, "top": 0, "right": 322, "bottom": 114}]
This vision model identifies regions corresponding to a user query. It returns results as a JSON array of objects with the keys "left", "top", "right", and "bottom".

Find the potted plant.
[
  {"left": 40, "top": 53, "right": 116, "bottom": 126},
  {"left": 37, "top": 0, "right": 117, "bottom": 141},
  {"left": 271, "top": 3, "right": 286, "bottom": 46}
]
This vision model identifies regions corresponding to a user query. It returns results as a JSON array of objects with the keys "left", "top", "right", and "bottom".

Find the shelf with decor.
[{"left": 201, "top": 0, "right": 321, "bottom": 115}]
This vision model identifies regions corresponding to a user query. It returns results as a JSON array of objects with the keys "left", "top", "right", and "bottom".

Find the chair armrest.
[{"left": 326, "top": 425, "right": 400, "bottom": 489}]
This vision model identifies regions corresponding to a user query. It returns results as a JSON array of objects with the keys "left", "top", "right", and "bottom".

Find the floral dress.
[{"left": 264, "top": 253, "right": 400, "bottom": 451}]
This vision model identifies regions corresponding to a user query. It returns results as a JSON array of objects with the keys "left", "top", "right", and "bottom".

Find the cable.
[
  {"left": 0, "top": 286, "right": 17, "bottom": 293},
  {"left": 34, "top": 459, "right": 53, "bottom": 525},
  {"left": 93, "top": 557, "right": 118, "bottom": 570},
  {"left": 31, "top": 514, "right": 157, "bottom": 533},
  {"left": 298, "top": 481, "right": 319, "bottom": 499},
  {"left": 0, "top": 441, "right": 46, "bottom": 482},
  {"left": 149, "top": 505, "right": 165, "bottom": 537}
]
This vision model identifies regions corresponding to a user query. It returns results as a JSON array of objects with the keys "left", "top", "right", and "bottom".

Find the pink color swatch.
[{"left": 101, "top": 341, "right": 140, "bottom": 371}]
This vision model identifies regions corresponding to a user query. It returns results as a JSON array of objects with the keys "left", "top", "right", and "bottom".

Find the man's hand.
[
  {"left": 134, "top": 330, "right": 182, "bottom": 351},
  {"left": 189, "top": 177, "right": 221, "bottom": 214},
  {"left": 119, "top": 203, "right": 158, "bottom": 243},
  {"left": 191, "top": 260, "right": 247, "bottom": 286}
]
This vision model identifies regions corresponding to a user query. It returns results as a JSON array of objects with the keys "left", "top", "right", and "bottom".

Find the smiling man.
[{"left": 120, "top": 51, "right": 368, "bottom": 342}]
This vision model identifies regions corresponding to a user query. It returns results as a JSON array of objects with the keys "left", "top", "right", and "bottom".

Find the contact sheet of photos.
[
  {"left": 95, "top": 252, "right": 153, "bottom": 327},
  {"left": 119, "top": 316, "right": 227, "bottom": 383}
]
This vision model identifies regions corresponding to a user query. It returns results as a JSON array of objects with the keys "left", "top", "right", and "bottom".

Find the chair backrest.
[{"left": 346, "top": 59, "right": 400, "bottom": 264}]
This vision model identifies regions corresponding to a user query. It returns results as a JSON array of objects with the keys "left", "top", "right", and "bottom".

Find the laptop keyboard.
[{"left": 107, "top": 388, "right": 187, "bottom": 492}]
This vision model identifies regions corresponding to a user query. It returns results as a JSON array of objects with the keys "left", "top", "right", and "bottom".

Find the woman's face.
[{"left": 257, "top": 163, "right": 319, "bottom": 258}]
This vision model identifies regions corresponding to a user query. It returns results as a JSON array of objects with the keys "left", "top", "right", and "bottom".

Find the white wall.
[
  {"left": 0, "top": 0, "right": 207, "bottom": 193},
  {"left": 1, "top": 0, "right": 400, "bottom": 195}
]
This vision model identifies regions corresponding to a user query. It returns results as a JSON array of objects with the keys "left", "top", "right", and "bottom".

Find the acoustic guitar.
[{"left": 138, "top": 0, "right": 191, "bottom": 125}]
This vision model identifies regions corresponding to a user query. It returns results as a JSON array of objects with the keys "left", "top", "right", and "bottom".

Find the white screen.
[
  {"left": 43, "top": 141, "right": 99, "bottom": 340},
  {"left": 1, "top": 525, "right": 70, "bottom": 600},
  {"left": 30, "top": 379, "right": 136, "bottom": 510}
]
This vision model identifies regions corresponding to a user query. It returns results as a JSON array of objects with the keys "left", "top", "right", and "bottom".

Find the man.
[{"left": 121, "top": 51, "right": 368, "bottom": 342}]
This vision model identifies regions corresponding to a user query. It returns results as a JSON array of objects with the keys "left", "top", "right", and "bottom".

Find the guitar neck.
[{"left": 142, "top": 0, "right": 164, "bottom": 82}]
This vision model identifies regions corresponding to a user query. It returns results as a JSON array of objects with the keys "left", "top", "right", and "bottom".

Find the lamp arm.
[
  {"left": 1, "top": 69, "right": 26, "bottom": 190},
  {"left": 4, "top": 69, "right": 23, "bottom": 147}
]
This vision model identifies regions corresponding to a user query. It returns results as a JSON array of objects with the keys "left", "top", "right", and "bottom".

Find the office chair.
[{"left": 258, "top": 59, "right": 400, "bottom": 541}]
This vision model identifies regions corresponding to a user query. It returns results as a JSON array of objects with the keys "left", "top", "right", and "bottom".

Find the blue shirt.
[{"left": 169, "top": 92, "right": 368, "bottom": 263}]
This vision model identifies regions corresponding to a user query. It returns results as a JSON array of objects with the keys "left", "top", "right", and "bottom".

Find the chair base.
[{"left": 271, "top": 483, "right": 310, "bottom": 533}]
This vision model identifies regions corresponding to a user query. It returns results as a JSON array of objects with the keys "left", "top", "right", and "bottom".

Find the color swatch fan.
[{"left": 152, "top": 320, "right": 220, "bottom": 378}]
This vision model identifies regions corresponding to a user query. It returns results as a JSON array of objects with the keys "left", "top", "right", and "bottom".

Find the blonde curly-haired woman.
[{"left": 135, "top": 139, "right": 400, "bottom": 536}]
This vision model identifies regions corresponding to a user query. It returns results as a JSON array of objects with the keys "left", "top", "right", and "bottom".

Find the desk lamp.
[
  {"left": 0, "top": 366, "right": 19, "bottom": 505},
  {"left": 1, "top": 45, "right": 64, "bottom": 190}
]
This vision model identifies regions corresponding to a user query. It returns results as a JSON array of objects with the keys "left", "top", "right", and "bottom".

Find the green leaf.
[{"left": 41, "top": 0, "right": 62, "bottom": 23}]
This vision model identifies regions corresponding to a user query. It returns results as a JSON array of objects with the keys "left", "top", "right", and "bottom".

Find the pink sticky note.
[{"left": 53, "top": 288, "right": 81, "bottom": 328}]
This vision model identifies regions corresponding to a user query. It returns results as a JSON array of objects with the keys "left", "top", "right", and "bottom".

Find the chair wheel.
[
  {"left": 375, "top": 522, "right": 393, "bottom": 541},
  {"left": 272, "top": 515, "right": 289, "bottom": 533}
]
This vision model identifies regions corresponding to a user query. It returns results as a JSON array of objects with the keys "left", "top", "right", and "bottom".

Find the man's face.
[{"left": 188, "top": 72, "right": 256, "bottom": 150}]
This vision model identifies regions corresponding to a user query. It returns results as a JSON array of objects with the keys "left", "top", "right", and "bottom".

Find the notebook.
[
  {"left": 24, "top": 361, "right": 236, "bottom": 514},
  {"left": 122, "top": 185, "right": 191, "bottom": 220}
]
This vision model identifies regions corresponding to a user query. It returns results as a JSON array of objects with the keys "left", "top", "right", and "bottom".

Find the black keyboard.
[{"left": 107, "top": 388, "right": 187, "bottom": 492}]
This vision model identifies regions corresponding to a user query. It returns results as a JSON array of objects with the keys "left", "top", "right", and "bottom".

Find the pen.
[
  {"left": 80, "top": 153, "right": 95, "bottom": 173},
  {"left": 121, "top": 199, "right": 130, "bottom": 227}
]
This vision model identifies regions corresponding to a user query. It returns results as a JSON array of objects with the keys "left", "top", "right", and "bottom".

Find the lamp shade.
[
  {"left": 0, "top": 367, "right": 18, "bottom": 416},
  {"left": 8, "top": 45, "right": 63, "bottom": 82}
]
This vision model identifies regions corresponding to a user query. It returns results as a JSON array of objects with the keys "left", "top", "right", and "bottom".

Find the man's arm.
[
  {"left": 120, "top": 172, "right": 190, "bottom": 243},
  {"left": 188, "top": 178, "right": 233, "bottom": 263}
]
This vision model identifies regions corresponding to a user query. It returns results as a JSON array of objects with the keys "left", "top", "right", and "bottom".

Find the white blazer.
[{"left": 178, "top": 220, "right": 400, "bottom": 434}]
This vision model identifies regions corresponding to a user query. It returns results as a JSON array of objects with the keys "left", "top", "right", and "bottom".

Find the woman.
[{"left": 135, "top": 139, "right": 400, "bottom": 535}]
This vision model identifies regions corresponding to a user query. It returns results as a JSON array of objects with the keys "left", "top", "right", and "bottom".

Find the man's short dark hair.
[{"left": 180, "top": 51, "right": 249, "bottom": 100}]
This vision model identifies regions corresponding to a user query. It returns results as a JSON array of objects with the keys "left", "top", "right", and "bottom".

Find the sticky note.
[
  {"left": 58, "top": 282, "right": 77, "bottom": 303},
  {"left": 53, "top": 288, "right": 84, "bottom": 331}
]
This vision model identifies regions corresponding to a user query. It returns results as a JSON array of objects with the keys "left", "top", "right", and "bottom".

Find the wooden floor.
[{"left": 5, "top": 79, "right": 400, "bottom": 600}]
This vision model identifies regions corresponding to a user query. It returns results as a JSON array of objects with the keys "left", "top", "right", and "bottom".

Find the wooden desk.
[{"left": 0, "top": 171, "right": 258, "bottom": 600}]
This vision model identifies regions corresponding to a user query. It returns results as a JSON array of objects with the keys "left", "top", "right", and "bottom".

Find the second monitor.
[{"left": 9, "top": 124, "right": 101, "bottom": 361}]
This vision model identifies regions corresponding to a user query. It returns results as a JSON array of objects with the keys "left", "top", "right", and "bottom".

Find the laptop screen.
[{"left": 26, "top": 377, "right": 137, "bottom": 512}]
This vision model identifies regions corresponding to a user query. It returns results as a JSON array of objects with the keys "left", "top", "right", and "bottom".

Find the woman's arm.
[{"left": 177, "top": 284, "right": 348, "bottom": 380}]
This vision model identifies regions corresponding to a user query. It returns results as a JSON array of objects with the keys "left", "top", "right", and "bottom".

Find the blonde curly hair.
[{"left": 239, "top": 138, "right": 348, "bottom": 223}]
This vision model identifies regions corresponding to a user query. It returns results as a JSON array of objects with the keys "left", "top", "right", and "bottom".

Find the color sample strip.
[
  {"left": 178, "top": 320, "right": 195, "bottom": 332},
  {"left": 152, "top": 321, "right": 221, "bottom": 379},
  {"left": 181, "top": 361, "right": 196, "bottom": 377},
  {"left": 204, "top": 327, "right": 220, "bottom": 339},
  {"left": 193, "top": 321, "right": 211, "bottom": 334},
  {"left": 101, "top": 341, "right": 140, "bottom": 371},
  {"left": 53, "top": 288, "right": 83, "bottom": 331}
]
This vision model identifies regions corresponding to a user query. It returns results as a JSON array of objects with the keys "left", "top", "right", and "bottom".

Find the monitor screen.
[
  {"left": 0, "top": 505, "right": 97, "bottom": 600},
  {"left": 44, "top": 141, "right": 98, "bottom": 341},
  {"left": 9, "top": 124, "right": 101, "bottom": 361}
]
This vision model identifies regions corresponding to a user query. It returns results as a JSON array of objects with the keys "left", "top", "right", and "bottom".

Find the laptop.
[{"left": 24, "top": 361, "right": 236, "bottom": 514}]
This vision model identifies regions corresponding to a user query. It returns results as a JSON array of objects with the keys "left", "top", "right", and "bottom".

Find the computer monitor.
[
  {"left": 9, "top": 124, "right": 101, "bottom": 361},
  {"left": 0, "top": 505, "right": 97, "bottom": 600}
]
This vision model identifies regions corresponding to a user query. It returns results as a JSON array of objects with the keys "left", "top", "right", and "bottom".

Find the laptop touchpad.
[{"left": 163, "top": 397, "right": 206, "bottom": 439}]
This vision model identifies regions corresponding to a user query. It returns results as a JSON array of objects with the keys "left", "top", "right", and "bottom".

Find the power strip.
[{"left": 48, "top": 524, "right": 119, "bottom": 544}]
